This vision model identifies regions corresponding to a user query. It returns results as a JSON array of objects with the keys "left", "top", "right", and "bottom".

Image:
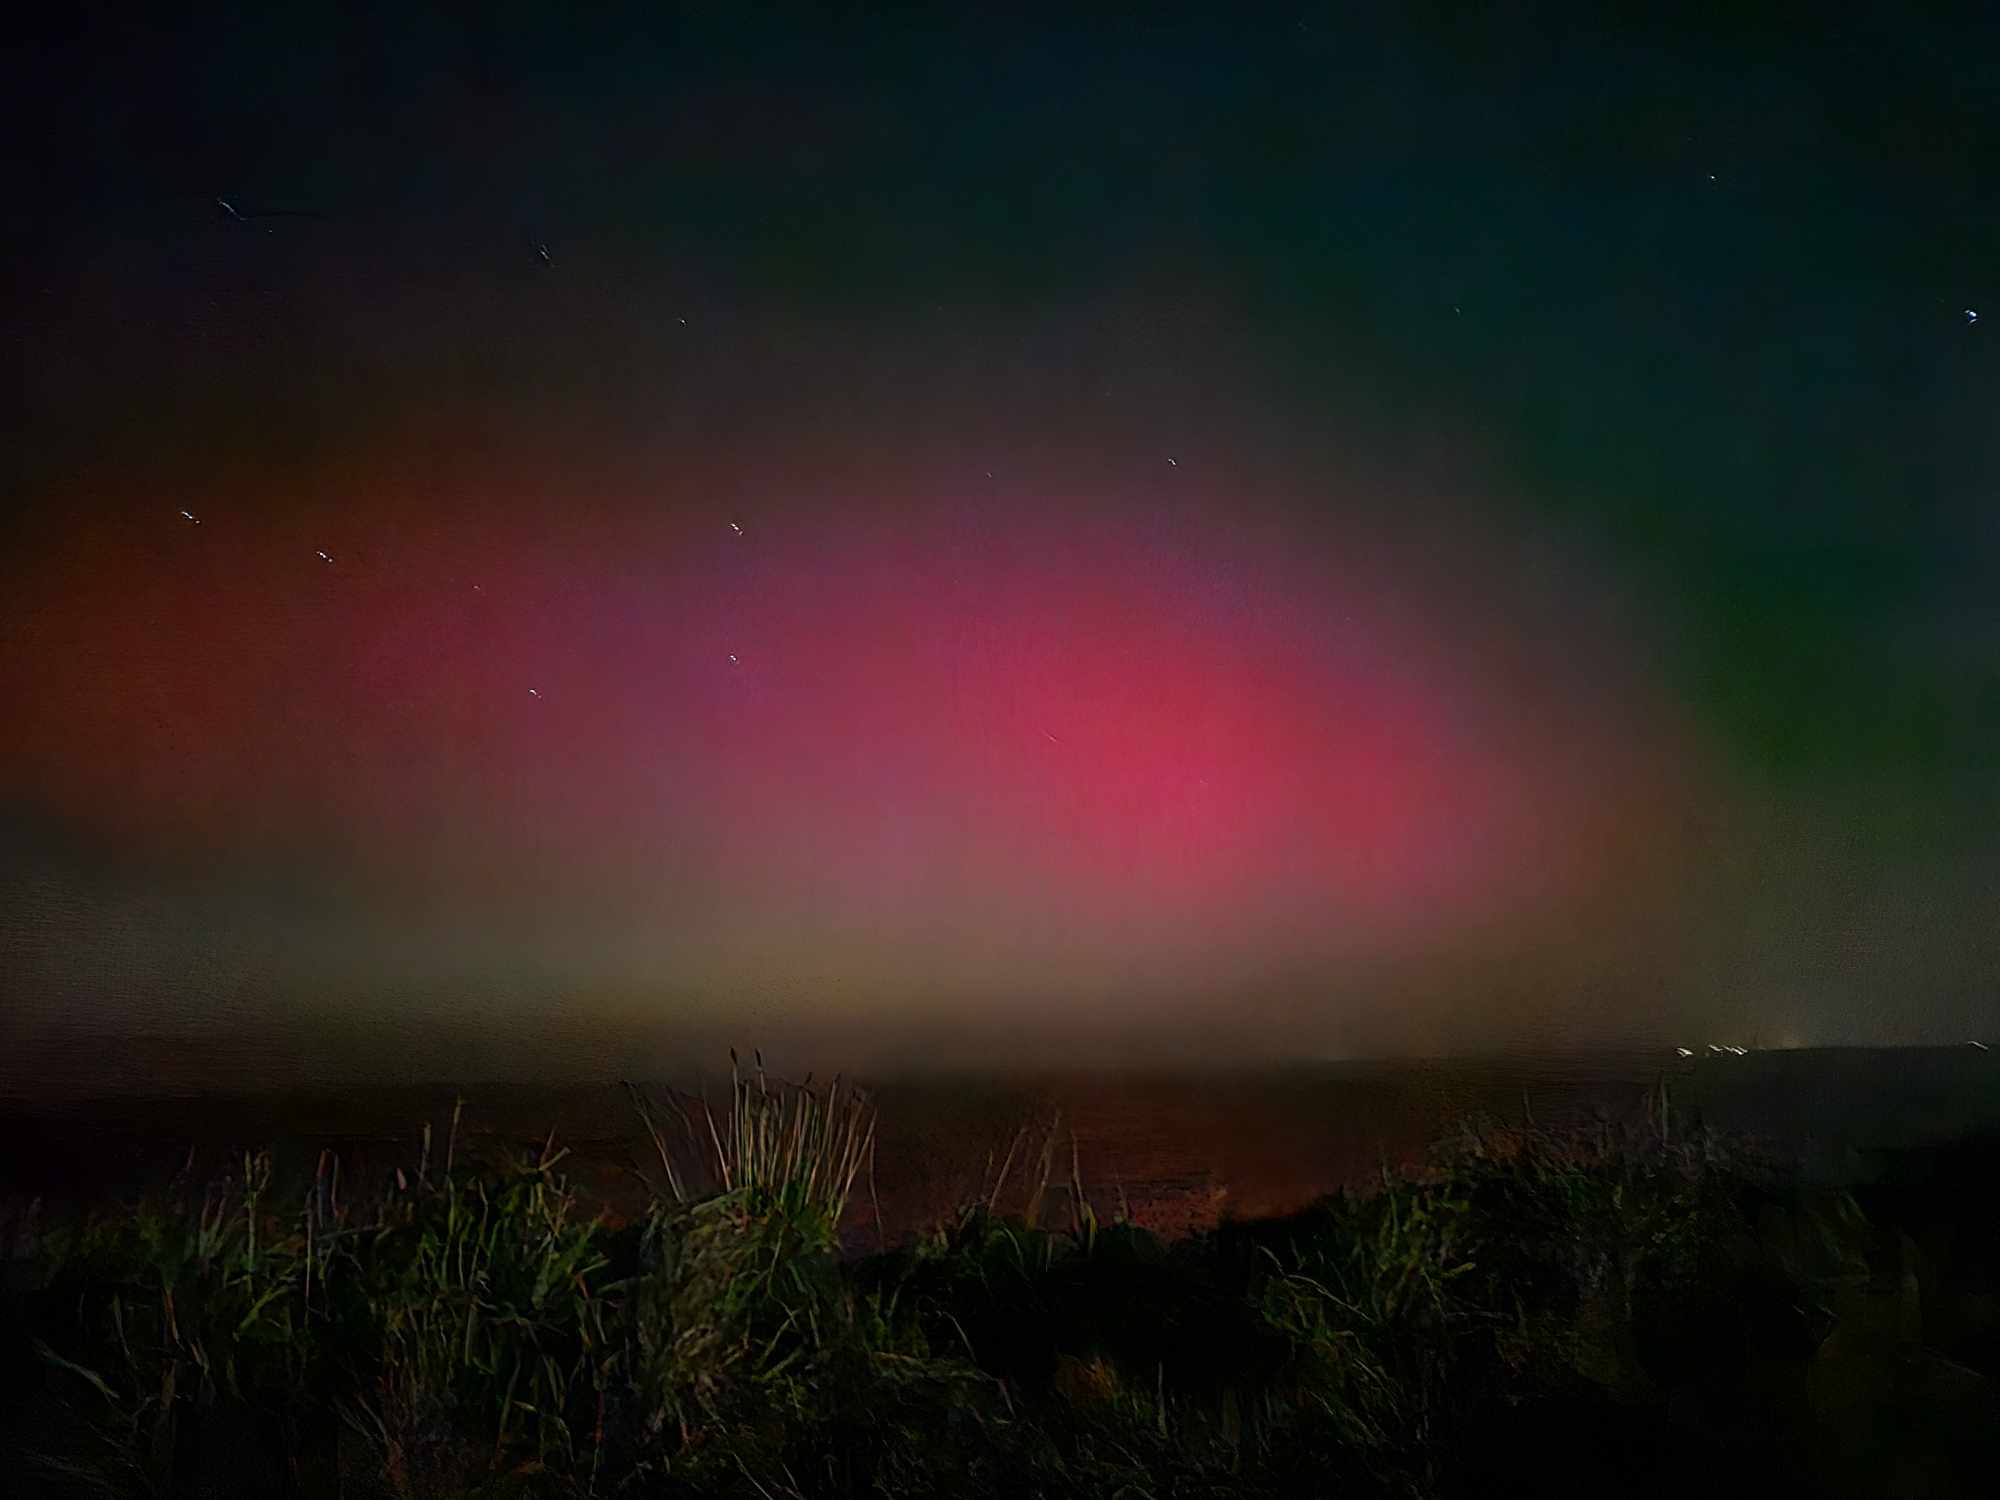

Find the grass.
[{"left": 4, "top": 1064, "right": 1995, "bottom": 1498}]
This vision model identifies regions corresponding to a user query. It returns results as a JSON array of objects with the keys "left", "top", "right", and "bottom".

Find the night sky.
[{"left": 4, "top": 4, "right": 1996, "bottom": 1088}]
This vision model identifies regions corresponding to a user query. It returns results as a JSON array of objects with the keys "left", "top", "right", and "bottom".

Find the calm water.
[{"left": 4, "top": 1046, "right": 1997, "bottom": 1247}]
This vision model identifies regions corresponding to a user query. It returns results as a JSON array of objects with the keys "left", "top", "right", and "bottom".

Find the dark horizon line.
[{"left": 4, "top": 1038, "right": 1992, "bottom": 1117}]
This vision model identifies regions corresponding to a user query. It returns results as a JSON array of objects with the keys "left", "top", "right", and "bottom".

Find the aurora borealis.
[{"left": 4, "top": 5, "right": 1996, "bottom": 1090}]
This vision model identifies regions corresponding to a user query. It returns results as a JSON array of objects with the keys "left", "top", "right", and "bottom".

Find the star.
[
  {"left": 729, "top": 521, "right": 743, "bottom": 535},
  {"left": 728, "top": 653, "right": 739, "bottom": 664},
  {"left": 528, "top": 687, "right": 541, "bottom": 699},
  {"left": 179, "top": 510, "right": 200, "bottom": 525},
  {"left": 216, "top": 197, "right": 323, "bottom": 221},
  {"left": 1166, "top": 457, "right": 1178, "bottom": 467},
  {"left": 315, "top": 550, "right": 332, "bottom": 563},
  {"left": 1966, "top": 308, "right": 1979, "bottom": 326}
]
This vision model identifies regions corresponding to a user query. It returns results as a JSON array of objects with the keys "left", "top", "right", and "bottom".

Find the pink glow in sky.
[{"left": 3, "top": 415, "right": 1711, "bottom": 1052}]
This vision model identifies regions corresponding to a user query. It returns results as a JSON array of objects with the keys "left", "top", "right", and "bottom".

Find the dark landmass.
[{"left": 2, "top": 1050, "right": 1998, "bottom": 1496}]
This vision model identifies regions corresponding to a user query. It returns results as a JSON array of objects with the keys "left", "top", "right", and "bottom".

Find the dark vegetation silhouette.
[{"left": 3, "top": 1058, "right": 1997, "bottom": 1498}]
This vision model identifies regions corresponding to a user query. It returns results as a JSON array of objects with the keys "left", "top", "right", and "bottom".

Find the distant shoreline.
[{"left": 4, "top": 1035, "right": 1991, "bottom": 1111}]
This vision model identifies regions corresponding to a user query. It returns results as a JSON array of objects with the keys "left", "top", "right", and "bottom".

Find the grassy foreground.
[{"left": 4, "top": 1059, "right": 1997, "bottom": 1498}]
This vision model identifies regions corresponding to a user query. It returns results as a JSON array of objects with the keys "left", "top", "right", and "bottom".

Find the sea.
[{"left": 4, "top": 1041, "right": 1996, "bottom": 1251}]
